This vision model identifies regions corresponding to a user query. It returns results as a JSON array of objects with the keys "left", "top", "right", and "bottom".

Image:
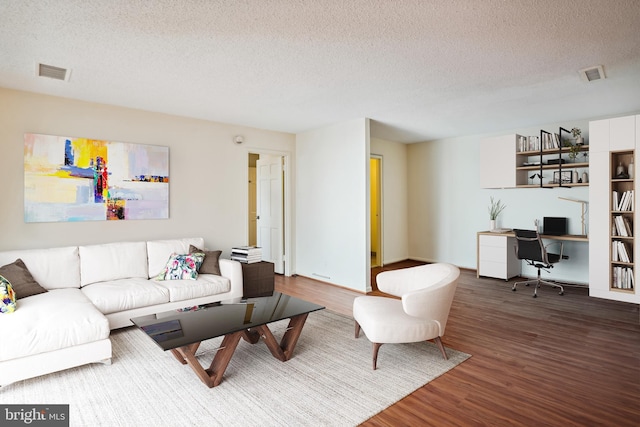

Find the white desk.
[{"left": 476, "top": 231, "right": 588, "bottom": 280}]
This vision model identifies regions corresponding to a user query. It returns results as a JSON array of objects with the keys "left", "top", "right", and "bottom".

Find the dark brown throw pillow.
[
  {"left": 189, "top": 245, "right": 222, "bottom": 276},
  {"left": 0, "top": 259, "right": 48, "bottom": 299}
]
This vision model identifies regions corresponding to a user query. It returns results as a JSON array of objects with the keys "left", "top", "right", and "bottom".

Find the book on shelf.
[
  {"left": 623, "top": 216, "right": 633, "bottom": 236},
  {"left": 612, "top": 241, "right": 632, "bottom": 263},
  {"left": 614, "top": 216, "right": 628, "bottom": 237},
  {"left": 612, "top": 266, "right": 634, "bottom": 290},
  {"left": 540, "top": 132, "right": 560, "bottom": 150},
  {"left": 518, "top": 136, "right": 540, "bottom": 152},
  {"left": 613, "top": 190, "right": 634, "bottom": 211}
]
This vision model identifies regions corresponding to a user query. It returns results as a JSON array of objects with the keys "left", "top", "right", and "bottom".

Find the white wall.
[
  {"left": 296, "top": 118, "right": 369, "bottom": 292},
  {"left": 408, "top": 120, "right": 592, "bottom": 284},
  {"left": 370, "top": 137, "right": 409, "bottom": 265},
  {"left": 0, "top": 88, "right": 295, "bottom": 256}
]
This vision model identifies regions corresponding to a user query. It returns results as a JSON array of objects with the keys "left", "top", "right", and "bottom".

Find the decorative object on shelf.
[
  {"left": 629, "top": 161, "right": 634, "bottom": 179},
  {"left": 571, "top": 127, "right": 584, "bottom": 145},
  {"left": 553, "top": 171, "right": 572, "bottom": 184},
  {"left": 573, "top": 170, "right": 579, "bottom": 184},
  {"left": 563, "top": 140, "right": 580, "bottom": 162},
  {"left": 582, "top": 171, "right": 589, "bottom": 183},
  {"left": 488, "top": 196, "right": 506, "bottom": 230},
  {"left": 529, "top": 173, "right": 542, "bottom": 185},
  {"left": 581, "top": 150, "right": 589, "bottom": 163},
  {"left": 615, "top": 162, "right": 628, "bottom": 179}
]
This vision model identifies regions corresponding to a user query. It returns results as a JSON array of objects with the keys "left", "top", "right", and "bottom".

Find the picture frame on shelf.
[{"left": 553, "top": 171, "right": 572, "bottom": 184}]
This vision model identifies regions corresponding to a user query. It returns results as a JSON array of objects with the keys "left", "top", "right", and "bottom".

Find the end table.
[{"left": 241, "top": 261, "right": 275, "bottom": 298}]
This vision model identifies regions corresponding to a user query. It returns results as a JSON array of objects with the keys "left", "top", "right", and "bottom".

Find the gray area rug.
[{"left": 1, "top": 310, "right": 470, "bottom": 426}]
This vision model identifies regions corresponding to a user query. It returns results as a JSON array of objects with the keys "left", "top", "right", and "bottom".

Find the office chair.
[{"left": 513, "top": 229, "right": 565, "bottom": 297}]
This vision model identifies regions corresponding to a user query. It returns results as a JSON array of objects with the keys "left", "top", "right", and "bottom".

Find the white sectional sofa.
[{"left": 0, "top": 237, "right": 243, "bottom": 386}]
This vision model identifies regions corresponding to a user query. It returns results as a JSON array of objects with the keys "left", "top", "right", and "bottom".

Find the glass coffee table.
[{"left": 131, "top": 292, "right": 325, "bottom": 388}]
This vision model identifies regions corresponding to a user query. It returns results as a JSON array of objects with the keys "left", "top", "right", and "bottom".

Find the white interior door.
[{"left": 256, "top": 155, "right": 284, "bottom": 273}]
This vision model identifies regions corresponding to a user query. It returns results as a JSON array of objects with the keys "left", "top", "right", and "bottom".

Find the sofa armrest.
[{"left": 219, "top": 259, "right": 243, "bottom": 294}]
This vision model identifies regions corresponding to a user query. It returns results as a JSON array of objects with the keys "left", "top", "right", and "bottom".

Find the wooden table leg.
[
  {"left": 168, "top": 312, "right": 312, "bottom": 387},
  {"left": 257, "top": 313, "right": 309, "bottom": 362},
  {"left": 173, "top": 331, "right": 243, "bottom": 388},
  {"left": 242, "top": 329, "right": 261, "bottom": 344},
  {"left": 171, "top": 342, "right": 200, "bottom": 364}
]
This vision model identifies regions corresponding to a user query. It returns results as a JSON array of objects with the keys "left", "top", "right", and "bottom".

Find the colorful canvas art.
[{"left": 24, "top": 133, "right": 169, "bottom": 222}]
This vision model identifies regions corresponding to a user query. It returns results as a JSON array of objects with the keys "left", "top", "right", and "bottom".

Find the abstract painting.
[{"left": 24, "top": 133, "right": 169, "bottom": 222}]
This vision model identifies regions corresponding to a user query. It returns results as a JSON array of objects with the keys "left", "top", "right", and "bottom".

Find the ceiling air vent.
[
  {"left": 578, "top": 65, "right": 605, "bottom": 82},
  {"left": 37, "top": 63, "right": 70, "bottom": 81}
]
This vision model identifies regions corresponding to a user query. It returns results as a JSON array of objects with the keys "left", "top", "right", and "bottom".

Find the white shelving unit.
[
  {"left": 480, "top": 131, "right": 589, "bottom": 189},
  {"left": 589, "top": 114, "right": 640, "bottom": 304}
]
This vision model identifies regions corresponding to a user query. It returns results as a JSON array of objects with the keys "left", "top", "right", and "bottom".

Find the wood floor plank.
[{"left": 275, "top": 262, "right": 640, "bottom": 427}]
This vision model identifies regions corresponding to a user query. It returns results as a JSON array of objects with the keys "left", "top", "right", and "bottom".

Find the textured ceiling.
[{"left": 1, "top": 0, "right": 639, "bottom": 142}]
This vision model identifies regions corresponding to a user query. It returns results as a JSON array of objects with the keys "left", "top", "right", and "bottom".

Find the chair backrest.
[
  {"left": 376, "top": 263, "right": 457, "bottom": 297},
  {"left": 388, "top": 263, "right": 460, "bottom": 336},
  {"left": 514, "top": 229, "right": 547, "bottom": 263}
]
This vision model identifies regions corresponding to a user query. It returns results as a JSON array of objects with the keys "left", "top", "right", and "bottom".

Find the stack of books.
[{"left": 231, "top": 246, "right": 262, "bottom": 264}]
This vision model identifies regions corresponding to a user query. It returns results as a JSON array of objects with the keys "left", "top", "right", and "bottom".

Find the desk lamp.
[{"left": 558, "top": 197, "right": 588, "bottom": 236}]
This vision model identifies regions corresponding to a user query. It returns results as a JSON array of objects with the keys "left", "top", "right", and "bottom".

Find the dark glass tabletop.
[{"left": 131, "top": 292, "right": 325, "bottom": 351}]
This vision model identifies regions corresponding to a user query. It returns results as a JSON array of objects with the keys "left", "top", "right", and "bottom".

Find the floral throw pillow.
[
  {"left": 0, "top": 274, "right": 17, "bottom": 314},
  {"left": 155, "top": 253, "right": 205, "bottom": 281}
]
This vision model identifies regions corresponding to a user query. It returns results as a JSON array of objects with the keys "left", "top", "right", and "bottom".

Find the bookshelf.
[
  {"left": 515, "top": 128, "right": 589, "bottom": 188},
  {"left": 480, "top": 130, "right": 589, "bottom": 189},
  {"left": 610, "top": 151, "right": 635, "bottom": 291},
  {"left": 589, "top": 114, "right": 640, "bottom": 305}
]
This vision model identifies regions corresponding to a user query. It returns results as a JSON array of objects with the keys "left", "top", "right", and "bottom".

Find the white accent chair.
[{"left": 353, "top": 263, "right": 460, "bottom": 369}]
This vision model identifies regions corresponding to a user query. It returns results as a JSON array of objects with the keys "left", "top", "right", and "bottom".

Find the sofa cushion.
[
  {"left": 189, "top": 245, "right": 221, "bottom": 276},
  {"left": 0, "top": 259, "right": 48, "bottom": 299},
  {"left": 153, "top": 274, "right": 231, "bottom": 302},
  {"left": 147, "top": 238, "right": 205, "bottom": 278},
  {"left": 0, "top": 246, "right": 80, "bottom": 290},
  {"left": 0, "top": 288, "right": 109, "bottom": 362},
  {"left": 79, "top": 241, "right": 148, "bottom": 287},
  {"left": 0, "top": 275, "right": 16, "bottom": 314},
  {"left": 81, "top": 278, "right": 170, "bottom": 314},
  {"left": 155, "top": 252, "right": 205, "bottom": 281}
]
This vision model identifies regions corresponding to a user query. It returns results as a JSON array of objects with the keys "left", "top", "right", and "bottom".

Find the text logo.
[{"left": 0, "top": 405, "right": 69, "bottom": 426}]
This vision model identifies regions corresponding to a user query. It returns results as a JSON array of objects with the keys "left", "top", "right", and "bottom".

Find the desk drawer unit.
[{"left": 477, "top": 234, "right": 521, "bottom": 280}]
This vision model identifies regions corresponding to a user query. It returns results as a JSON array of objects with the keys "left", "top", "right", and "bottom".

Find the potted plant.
[
  {"left": 563, "top": 140, "right": 581, "bottom": 162},
  {"left": 488, "top": 196, "right": 506, "bottom": 230},
  {"left": 572, "top": 127, "right": 584, "bottom": 145}
]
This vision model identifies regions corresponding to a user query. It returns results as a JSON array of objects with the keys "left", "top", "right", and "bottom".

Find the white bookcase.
[{"left": 589, "top": 114, "right": 640, "bottom": 304}]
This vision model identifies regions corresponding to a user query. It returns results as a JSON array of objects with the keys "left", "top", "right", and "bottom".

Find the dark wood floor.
[{"left": 276, "top": 262, "right": 640, "bottom": 427}]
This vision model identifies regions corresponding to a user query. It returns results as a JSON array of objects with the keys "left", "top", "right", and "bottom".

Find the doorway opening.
[
  {"left": 370, "top": 156, "right": 382, "bottom": 268},
  {"left": 248, "top": 152, "right": 287, "bottom": 275}
]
